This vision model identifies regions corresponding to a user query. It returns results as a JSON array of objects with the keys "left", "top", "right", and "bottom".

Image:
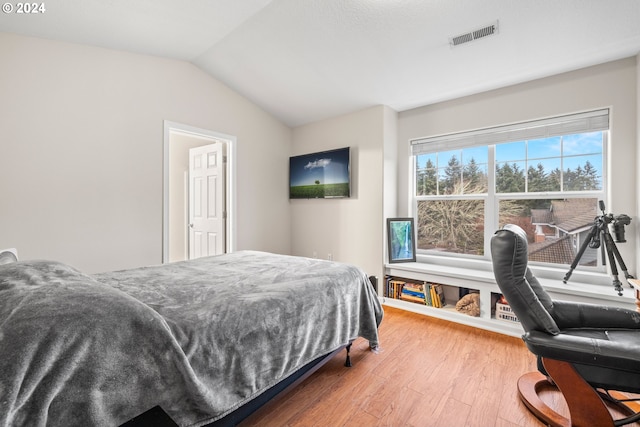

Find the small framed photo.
[{"left": 387, "top": 218, "right": 416, "bottom": 263}]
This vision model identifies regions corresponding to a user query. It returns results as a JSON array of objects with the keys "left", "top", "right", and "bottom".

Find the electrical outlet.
[
  {"left": 312, "top": 251, "right": 317, "bottom": 258},
  {"left": 328, "top": 253, "right": 333, "bottom": 261}
]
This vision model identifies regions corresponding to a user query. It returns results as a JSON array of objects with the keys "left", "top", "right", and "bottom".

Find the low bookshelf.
[
  {"left": 384, "top": 263, "right": 523, "bottom": 337},
  {"left": 384, "top": 260, "right": 638, "bottom": 337}
]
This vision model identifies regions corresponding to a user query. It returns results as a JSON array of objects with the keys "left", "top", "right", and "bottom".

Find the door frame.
[{"left": 163, "top": 120, "right": 236, "bottom": 263}]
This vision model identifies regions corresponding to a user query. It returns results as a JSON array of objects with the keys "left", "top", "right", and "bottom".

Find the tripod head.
[
  {"left": 564, "top": 200, "right": 634, "bottom": 295},
  {"left": 588, "top": 201, "right": 608, "bottom": 249},
  {"left": 597, "top": 200, "right": 632, "bottom": 243}
]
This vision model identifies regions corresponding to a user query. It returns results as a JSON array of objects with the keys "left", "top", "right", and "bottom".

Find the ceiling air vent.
[{"left": 450, "top": 21, "right": 499, "bottom": 47}]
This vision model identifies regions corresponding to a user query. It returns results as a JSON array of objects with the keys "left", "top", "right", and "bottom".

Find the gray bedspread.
[{"left": 0, "top": 251, "right": 382, "bottom": 426}]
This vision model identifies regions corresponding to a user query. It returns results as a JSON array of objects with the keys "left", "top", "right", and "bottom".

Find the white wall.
[
  {"left": 397, "top": 57, "right": 638, "bottom": 274},
  {"left": 290, "top": 105, "right": 397, "bottom": 281},
  {"left": 0, "top": 33, "right": 292, "bottom": 273}
]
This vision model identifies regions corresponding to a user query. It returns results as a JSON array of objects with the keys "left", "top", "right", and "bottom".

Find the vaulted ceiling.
[{"left": 1, "top": 0, "right": 639, "bottom": 127}]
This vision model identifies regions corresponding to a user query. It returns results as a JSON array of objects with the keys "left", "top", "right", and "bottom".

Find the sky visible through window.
[
  {"left": 496, "top": 132, "right": 603, "bottom": 172},
  {"left": 416, "top": 131, "right": 603, "bottom": 194}
]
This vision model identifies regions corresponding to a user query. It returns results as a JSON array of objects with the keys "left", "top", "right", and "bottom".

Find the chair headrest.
[
  {"left": 491, "top": 225, "right": 560, "bottom": 335},
  {"left": 493, "top": 224, "right": 528, "bottom": 279}
]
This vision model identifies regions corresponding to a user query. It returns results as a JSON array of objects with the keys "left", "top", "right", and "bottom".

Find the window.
[{"left": 411, "top": 109, "right": 608, "bottom": 269}]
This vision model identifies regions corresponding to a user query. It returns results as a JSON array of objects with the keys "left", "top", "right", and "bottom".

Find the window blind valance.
[{"left": 410, "top": 109, "right": 609, "bottom": 156}]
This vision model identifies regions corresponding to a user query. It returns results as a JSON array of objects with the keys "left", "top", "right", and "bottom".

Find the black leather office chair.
[{"left": 491, "top": 224, "right": 640, "bottom": 427}]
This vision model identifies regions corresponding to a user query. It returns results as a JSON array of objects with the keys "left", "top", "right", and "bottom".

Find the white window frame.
[{"left": 409, "top": 109, "right": 610, "bottom": 282}]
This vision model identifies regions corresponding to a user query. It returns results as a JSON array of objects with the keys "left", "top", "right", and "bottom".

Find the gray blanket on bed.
[{"left": 0, "top": 251, "right": 382, "bottom": 427}]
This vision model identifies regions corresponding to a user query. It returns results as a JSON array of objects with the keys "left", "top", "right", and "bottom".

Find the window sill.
[{"left": 386, "top": 257, "right": 637, "bottom": 306}]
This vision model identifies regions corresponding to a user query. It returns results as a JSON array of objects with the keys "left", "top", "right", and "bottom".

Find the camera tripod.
[{"left": 563, "top": 201, "right": 634, "bottom": 295}]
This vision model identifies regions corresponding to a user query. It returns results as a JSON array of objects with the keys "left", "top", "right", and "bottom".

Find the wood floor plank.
[
  {"left": 373, "top": 385, "right": 427, "bottom": 427},
  {"left": 466, "top": 360, "right": 504, "bottom": 427},
  {"left": 344, "top": 408, "right": 379, "bottom": 427},
  {"left": 241, "top": 306, "right": 625, "bottom": 427},
  {"left": 496, "top": 416, "right": 528, "bottom": 427},
  {"left": 429, "top": 396, "right": 471, "bottom": 427},
  {"left": 287, "top": 362, "right": 380, "bottom": 427}
]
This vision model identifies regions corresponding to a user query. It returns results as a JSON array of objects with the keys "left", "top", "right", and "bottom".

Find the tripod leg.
[
  {"left": 605, "top": 234, "right": 634, "bottom": 281},
  {"left": 564, "top": 225, "right": 599, "bottom": 284},
  {"left": 601, "top": 230, "right": 624, "bottom": 295},
  {"left": 601, "top": 227, "right": 635, "bottom": 294}
]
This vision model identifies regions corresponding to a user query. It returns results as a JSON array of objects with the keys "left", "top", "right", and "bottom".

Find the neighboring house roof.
[
  {"left": 529, "top": 234, "right": 576, "bottom": 264},
  {"left": 555, "top": 211, "right": 596, "bottom": 233},
  {"left": 550, "top": 198, "right": 598, "bottom": 229},
  {"left": 529, "top": 198, "right": 598, "bottom": 263},
  {"left": 531, "top": 199, "right": 597, "bottom": 229}
]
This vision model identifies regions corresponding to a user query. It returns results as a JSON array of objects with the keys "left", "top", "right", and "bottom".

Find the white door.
[{"left": 189, "top": 143, "right": 225, "bottom": 259}]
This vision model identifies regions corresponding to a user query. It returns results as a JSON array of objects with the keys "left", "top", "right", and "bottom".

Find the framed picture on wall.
[
  {"left": 387, "top": 218, "right": 416, "bottom": 263},
  {"left": 289, "top": 147, "right": 351, "bottom": 199}
]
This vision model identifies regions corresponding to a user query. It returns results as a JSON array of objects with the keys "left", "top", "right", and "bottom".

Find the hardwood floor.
[
  {"left": 240, "top": 306, "right": 638, "bottom": 427},
  {"left": 240, "top": 307, "right": 537, "bottom": 426}
]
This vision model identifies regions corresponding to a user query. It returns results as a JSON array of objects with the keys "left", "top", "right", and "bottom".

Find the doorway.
[
  {"left": 163, "top": 121, "right": 236, "bottom": 263},
  {"left": 188, "top": 143, "right": 225, "bottom": 259}
]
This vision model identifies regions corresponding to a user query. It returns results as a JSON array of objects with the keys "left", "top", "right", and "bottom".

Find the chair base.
[{"left": 517, "top": 358, "right": 639, "bottom": 427}]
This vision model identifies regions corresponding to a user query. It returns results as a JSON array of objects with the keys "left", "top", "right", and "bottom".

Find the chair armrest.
[
  {"left": 524, "top": 329, "right": 640, "bottom": 373},
  {"left": 551, "top": 300, "right": 640, "bottom": 330}
]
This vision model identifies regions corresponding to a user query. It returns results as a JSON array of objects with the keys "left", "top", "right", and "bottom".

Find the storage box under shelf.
[{"left": 495, "top": 302, "right": 519, "bottom": 323}]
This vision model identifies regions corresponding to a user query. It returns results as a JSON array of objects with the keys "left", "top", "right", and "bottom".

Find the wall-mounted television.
[{"left": 289, "top": 147, "right": 350, "bottom": 199}]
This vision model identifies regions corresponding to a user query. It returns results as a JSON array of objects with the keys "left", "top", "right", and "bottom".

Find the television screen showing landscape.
[{"left": 289, "top": 147, "right": 350, "bottom": 199}]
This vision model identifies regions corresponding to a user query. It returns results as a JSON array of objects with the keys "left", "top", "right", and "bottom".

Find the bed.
[{"left": 0, "top": 250, "right": 383, "bottom": 426}]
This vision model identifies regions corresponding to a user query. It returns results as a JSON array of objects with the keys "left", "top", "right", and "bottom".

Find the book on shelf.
[
  {"left": 401, "top": 281, "right": 427, "bottom": 305},
  {"left": 424, "top": 283, "right": 432, "bottom": 306},
  {"left": 429, "top": 284, "right": 439, "bottom": 308},
  {"left": 385, "top": 278, "right": 405, "bottom": 299},
  {"left": 433, "top": 284, "right": 446, "bottom": 307},
  {"left": 385, "top": 276, "right": 447, "bottom": 309},
  {"left": 400, "top": 293, "right": 426, "bottom": 303},
  {"left": 419, "top": 282, "right": 445, "bottom": 308},
  {"left": 401, "top": 288, "right": 425, "bottom": 298},
  {"left": 403, "top": 282, "right": 425, "bottom": 293}
]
